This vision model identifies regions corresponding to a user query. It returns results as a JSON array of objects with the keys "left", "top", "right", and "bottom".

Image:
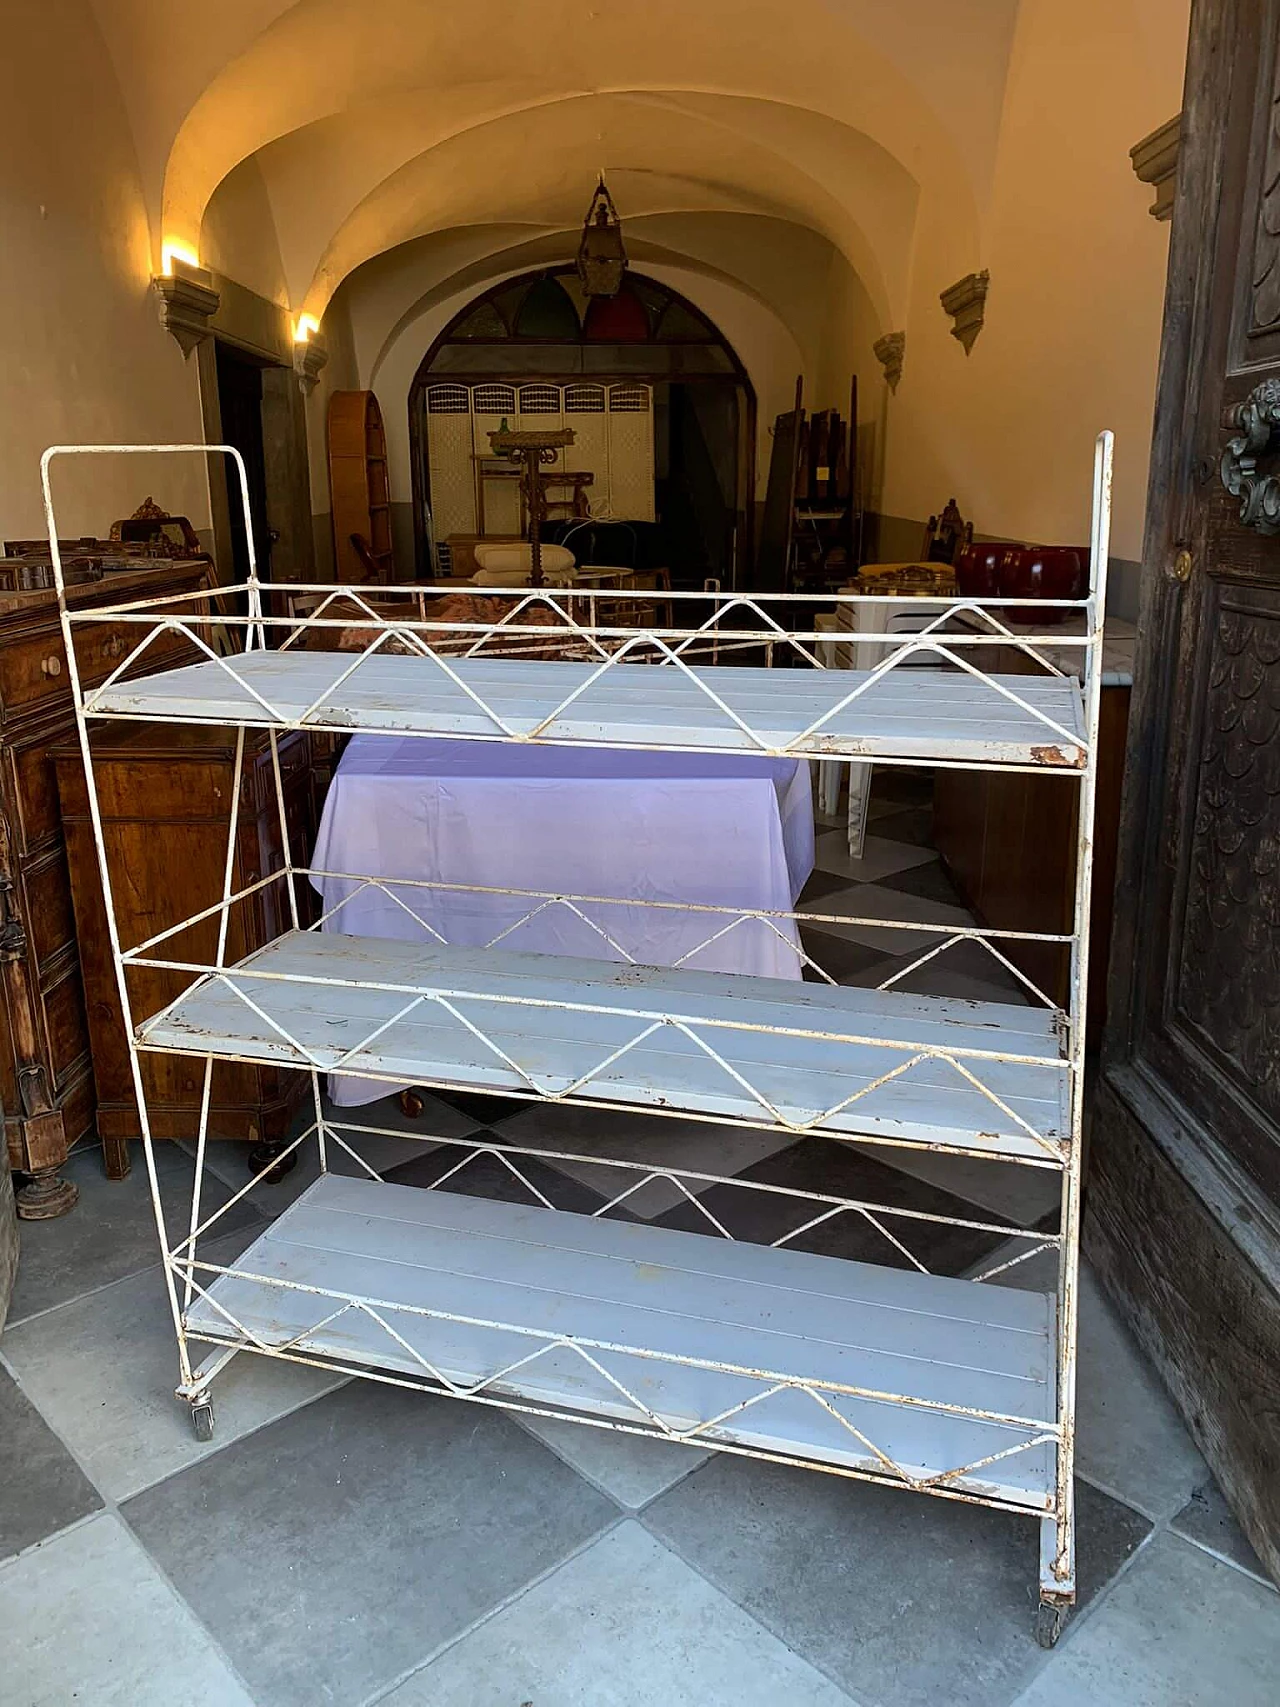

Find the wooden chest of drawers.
[
  {"left": 0, "top": 564, "right": 210, "bottom": 1217},
  {"left": 54, "top": 724, "right": 335, "bottom": 1184}
]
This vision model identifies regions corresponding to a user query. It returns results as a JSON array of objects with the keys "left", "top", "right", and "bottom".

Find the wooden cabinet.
[
  {"left": 0, "top": 564, "right": 209, "bottom": 1217},
  {"left": 935, "top": 666, "right": 1130, "bottom": 1034},
  {"left": 328, "top": 390, "right": 393, "bottom": 582},
  {"left": 54, "top": 726, "right": 334, "bottom": 1182}
]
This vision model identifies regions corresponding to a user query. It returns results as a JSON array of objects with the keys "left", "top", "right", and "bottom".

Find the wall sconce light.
[
  {"left": 292, "top": 315, "right": 328, "bottom": 394},
  {"left": 575, "top": 177, "right": 628, "bottom": 299},
  {"left": 161, "top": 238, "right": 201, "bottom": 276}
]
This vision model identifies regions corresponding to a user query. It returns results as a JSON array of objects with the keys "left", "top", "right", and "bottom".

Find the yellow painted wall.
[
  {"left": 881, "top": 0, "right": 1190, "bottom": 560},
  {"left": 201, "top": 158, "right": 290, "bottom": 310},
  {"left": 3, "top": 0, "right": 206, "bottom": 540}
]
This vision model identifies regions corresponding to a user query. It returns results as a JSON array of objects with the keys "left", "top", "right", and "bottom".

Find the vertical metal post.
[
  {"left": 1046, "top": 430, "right": 1113, "bottom": 1605},
  {"left": 182, "top": 723, "right": 247, "bottom": 1309},
  {"left": 266, "top": 725, "right": 326, "bottom": 1172},
  {"left": 40, "top": 443, "right": 255, "bottom": 1401}
]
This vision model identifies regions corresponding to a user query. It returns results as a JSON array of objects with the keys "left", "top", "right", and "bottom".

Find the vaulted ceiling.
[
  {"left": 80, "top": 0, "right": 1185, "bottom": 434},
  {"left": 87, "top": 0, "right": 1041, "bottom": 331}
]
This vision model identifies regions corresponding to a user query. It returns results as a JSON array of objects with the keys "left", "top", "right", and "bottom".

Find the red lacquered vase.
[
  {"left": 954, "top": 542, "right": 1007, "bottom": 599},
  {"left": 997, "top": 546, "right": 1085, "bottom": 625}
]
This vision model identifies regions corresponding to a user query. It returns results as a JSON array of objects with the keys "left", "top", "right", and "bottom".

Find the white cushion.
[{"left": 471, "top": 542, "right": 575, "bottom": 585}]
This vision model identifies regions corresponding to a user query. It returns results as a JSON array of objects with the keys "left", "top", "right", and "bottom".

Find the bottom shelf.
[{"left": 184, "top": 1173, "right": 1058, "bottom": 1512}]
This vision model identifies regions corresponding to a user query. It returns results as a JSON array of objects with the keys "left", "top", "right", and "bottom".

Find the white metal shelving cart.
[{"left": 43, "top": 433, "right": 1112, "bottom": 1649}]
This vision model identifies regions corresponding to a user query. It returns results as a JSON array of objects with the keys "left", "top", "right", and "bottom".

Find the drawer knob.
[{"left": 40, "top": 655, "right": 62, "bottom": 678}]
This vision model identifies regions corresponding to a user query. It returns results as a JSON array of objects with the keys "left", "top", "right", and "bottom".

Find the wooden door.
[
  {"left": 328, "top": 390, "right": 393, "bottom": 582},
  {"left": 1090, "top": 0, "right": 1280, "bottom": 1584}
]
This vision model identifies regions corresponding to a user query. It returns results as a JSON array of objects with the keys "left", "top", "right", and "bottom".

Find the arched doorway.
[{"left": 408, "top": 268, "right": 756, "bottom": 587}]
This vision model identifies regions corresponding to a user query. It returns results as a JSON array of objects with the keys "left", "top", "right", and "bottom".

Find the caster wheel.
[
  {"left": 399, "top": 1088, "right": 425, "bottom": 1120},
  {"left": 1035, "top": 1600, "right": 1068, "bottom": 1649},
  {"left": 191, "top": 1400, "right": 215, "bottom": 1443}
]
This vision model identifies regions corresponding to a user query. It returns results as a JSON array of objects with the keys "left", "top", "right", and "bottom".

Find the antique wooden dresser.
[
  {"left": 55, "top": 724, "right": 335, "bottom": 1186},
  {"left": 0, "top": 563, "right": 210, "bottom": 1217}
]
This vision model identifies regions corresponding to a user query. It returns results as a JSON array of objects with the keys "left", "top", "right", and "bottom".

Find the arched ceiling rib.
[
  {"left": 90, "top": 0, "right": 1020, "bottom": 248},
  {"left": 243, "top": 90, "right": 920, "bottom": 324},
  {"left": 162, "top": 0, "right": 1004, "bottom": 266}
]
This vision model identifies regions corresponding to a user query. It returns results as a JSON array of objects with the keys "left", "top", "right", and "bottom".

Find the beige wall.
[
  {"left": 881, "top": 0, "right": 1190, "bottom": 561},
  {"left": 2, "top": 0, "right": 206, "bottom": 542}
]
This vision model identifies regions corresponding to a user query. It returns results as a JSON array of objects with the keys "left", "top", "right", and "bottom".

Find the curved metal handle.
[{"left": 1221, "top": 378, "right": 1280, "bottom": 534}]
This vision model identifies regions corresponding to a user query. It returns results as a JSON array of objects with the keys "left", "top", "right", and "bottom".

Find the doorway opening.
[
  {"left": 408, "top": 268, "right": 755, "bottom": 588},
  {"left": 213, "top": 340, "right": 273, "bottom": 584}
]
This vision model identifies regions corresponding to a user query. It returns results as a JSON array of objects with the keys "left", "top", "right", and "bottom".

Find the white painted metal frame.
[{"left": 42, "top": 433, "right": 1112, "bottom": 1645}]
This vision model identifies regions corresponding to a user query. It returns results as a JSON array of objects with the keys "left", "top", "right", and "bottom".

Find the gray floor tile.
[
  {"left": 875, "top": 856, "right": 968, "bottom": 909},
  {"left": 2, "top": 1228, "right": 342, "bottom": 1501},
  {"left": 892, "top": 963, "right": 1033, "bottom": 1004},
  {"left": 385, "top": 1520, "right": 854, "bottom": 1707},
  {"left": 0, "top": 1512, "right": 253, "bottom": 1707},
  {"left": 802, "top": 881, "right": 974, "bottom": 956},
  {"left": 192, "top": 1088, "right": 481, "bottom": 1215},
  {"left": 857, "top": 1145, "right": 1060, "bottom": 1228},
  {"left": 872, "top": 933, "right": 1032, "bottom": 1005},
  {"left": 517, "top": 1411, "right": 710, "bottom": 1509},
  {"left": 1012, "top": 1532, "right": 1280, "bottom": 1707},
  {"left": 6, "top": 1140, "right": 261, "bottom": 1326},
  {"left": 488, "top": 1101, "right": 792, "bottom": 1219},
  {"left": 813, "top": 830, "right": 937, "bottom": 883},
  {"left": 0, "top": 1363, "right": 102, "bottom": 1560},
  {"left": 1170, "top": 1480, "right": 1273, "bottom": 1585},
  {"left": 122, "top": 1381, "right": 617, "bottom": 1707},
  {"left": 799, "top": 926, "right": 903, "bottom": 986},
  {"left": 865, "top": 803, "right": 935, "bottom": 847},
  {"left": 997, "top": 1251, "right": 1209, "bottom": 1520},
  {"left": 644, "top": 1456, "right": 1149, "bottom": 1707},
  {"left": 652, "top": 1135, "right": 1010, "bottom": 1275}
]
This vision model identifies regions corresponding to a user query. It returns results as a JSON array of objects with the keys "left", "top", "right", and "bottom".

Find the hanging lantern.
[{"left": 575, "top": 177, "right": 627, "bottom": 298}]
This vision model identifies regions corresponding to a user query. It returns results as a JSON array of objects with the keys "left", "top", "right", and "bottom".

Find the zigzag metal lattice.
[
  {"left": 153, "top": 970, "right": 1066, "bottom": 1162},
  {"left": 177, "top": 1262, "right": 1060, "bottom": 1506},
  {"left": 78, "top": 590, "right": 1092, "bottom": 765}
]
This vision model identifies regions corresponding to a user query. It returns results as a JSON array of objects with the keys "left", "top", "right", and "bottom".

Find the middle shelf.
[{"left": 136, "top": 931, "right": 1070, "bottom": 1165}]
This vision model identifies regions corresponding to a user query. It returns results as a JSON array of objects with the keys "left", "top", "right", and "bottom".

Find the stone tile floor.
[{"left": 2, "top": 775, "right": 1278, "bottom": 1705}]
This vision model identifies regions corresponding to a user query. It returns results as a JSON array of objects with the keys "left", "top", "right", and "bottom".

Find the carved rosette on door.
[{"left": 1220, "top": 378, "right": 1280, "bottom": 533}]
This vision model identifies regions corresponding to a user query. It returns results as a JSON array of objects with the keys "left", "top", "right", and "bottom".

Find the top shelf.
[{"left": 84, "top": 650, "right": 1088, "bottom": 769}]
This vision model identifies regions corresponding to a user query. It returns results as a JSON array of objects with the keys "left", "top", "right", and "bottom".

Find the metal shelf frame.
[{"left": 41, "top": 433, "right": 1112, "bottom": 1647}]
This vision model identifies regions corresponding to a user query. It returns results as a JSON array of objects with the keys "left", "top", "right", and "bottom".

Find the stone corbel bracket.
[
  {"left": 294, "top": 335, "right": 329, "bottom": 395},
  {"left": 940, "top": 270, "right": 990, "bottom": 354},
  {"left": 1130, "top": 116, "right": 1181, "bottom": 221},
  {"left": 873, "top": 331, "right": 905, "bottom": 392},
  {"left": 152, "top": 262, "right": 220, "bottom": 358}
]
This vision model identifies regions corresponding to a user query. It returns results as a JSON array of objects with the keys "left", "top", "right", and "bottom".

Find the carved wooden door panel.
[{"left": 1092, "top": 0, "right": 1280, "bottom": 1583}]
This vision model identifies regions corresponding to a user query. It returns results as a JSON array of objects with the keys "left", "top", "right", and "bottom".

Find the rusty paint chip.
[{"left": 1031, "top": 744, "right": 1085, "bottom": 768}]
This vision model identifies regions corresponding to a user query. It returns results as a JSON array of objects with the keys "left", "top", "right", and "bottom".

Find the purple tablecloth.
[{"left": 311, "top": 735, "right": 815, "bottom": 1106}]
